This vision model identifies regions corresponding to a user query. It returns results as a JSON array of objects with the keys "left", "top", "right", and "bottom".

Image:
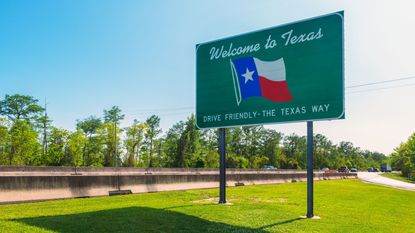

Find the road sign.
[{"left": 196, "top": 11, "right": 344, "bottom": 129}]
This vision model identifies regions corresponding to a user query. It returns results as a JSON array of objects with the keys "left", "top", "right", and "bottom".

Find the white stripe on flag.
[{"left": 253, "top": 58, "right": 286, "bottom": 82}]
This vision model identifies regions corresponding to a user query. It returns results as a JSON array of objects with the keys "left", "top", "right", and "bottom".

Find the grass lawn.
[
  {"left": 1, "top": 179, "right": 414, "bottom": 233},
  {"left": 380, "top": 172, "right": 415, "bottom": 184}
]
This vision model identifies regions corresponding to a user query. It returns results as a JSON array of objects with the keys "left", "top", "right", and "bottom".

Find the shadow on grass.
[
  {"left": 14, "top": 206, "right": 273, "bottom": 233},
  {"left": 258, "top": 218, "right": 304, "bottom": 230}
]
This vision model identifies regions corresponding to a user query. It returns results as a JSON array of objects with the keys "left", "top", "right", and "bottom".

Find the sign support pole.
[
  {"left": 219, "top": 128, "right": 226, "bottom": 204},
  {"left": 306, "top": 121, "right": 314, "bottom": 218}
]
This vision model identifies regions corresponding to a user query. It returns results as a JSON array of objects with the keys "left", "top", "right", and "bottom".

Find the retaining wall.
[{"left": 0, "top": 167, "right": 356, "bottom": 204}]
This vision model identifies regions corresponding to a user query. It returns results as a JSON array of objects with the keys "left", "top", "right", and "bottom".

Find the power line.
[
  {"left": 123, "top": 106, "right": 193, "bottom": 114},
  {"left": 346, "top": 82, "right": 415, "bottom": 94},
  {"left": 120, "top": 75, "right": 415, "bottom": 119},
  {"left": 346, "top": 75, "right": 415, "bottom": 89},
  {"left": 123, "top": 110, "right": 193, "bottom": 120}
]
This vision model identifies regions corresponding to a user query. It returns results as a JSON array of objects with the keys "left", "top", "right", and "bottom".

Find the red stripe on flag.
[{"left": 259, "top": 76, "right": 292, "bottom": 102}]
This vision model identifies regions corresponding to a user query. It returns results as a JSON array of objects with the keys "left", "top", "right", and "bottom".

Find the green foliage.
[
  {"left": 65, "top": 130, "right": 87, "bottom": 166},
  {"left": 0, "top": 94, "right": 44, "bottom": 122},
  {"left": 163, "top": 120, "right": 185, "bottom": 167},
  {"left": 145, "top": 115, "right": 162, "bottom": 167},
  {"left": 390, "top": 133, "right": 415, "bottom": 180},
  {"left": 8, "top": 120, "right": 41, "bottom": 165},
  {"left": 103, "top": 106, "right": 125, "bottom": 124},
  {"left": 0, "top": 117, "right": 11, "bottom": 165},
  {"left": 283, "top": 134, "right": 306, "bottom": 169},
  {"left": 227, "top": 154, "right": 249, "bottom": 168},
  {"left": 45, "top": 127, "right": 69, "bottom": 166},
  {"left": 100, "top": 122, "right": 123, "bottom": 167},
  {"left": 251, "top": 156, "right": 269, "bottom": 169},
  {"left": 102, "top": 106, "right": 124, "bottom": 167},
  {"left": 76, "top": 116, "right": 104, "bottom": 166},
  {"left": 0, "top": 94, "right": 392, "bottom": 169},
  {"left": 178, "top": 115, "right": 201, "bottom": 167},
  {"left": 202, "top": 149, "right": 219, "bottom": 168},
  {"left": 262, "top": 129, "right": 282, "bottom": 167},
  {"left": 124, "top": 120, "right": 147, "bottom": 167},
  {"left": 76, "top": 116, "right": 102, "bottom": 136}
]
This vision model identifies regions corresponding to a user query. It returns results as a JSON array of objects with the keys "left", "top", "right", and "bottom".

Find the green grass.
[
  {"left": 380, "top": 172, "right": 415, "bottom": 183},
  {"left": 1, "top": 179, "right": 415, "bottom": 233}
]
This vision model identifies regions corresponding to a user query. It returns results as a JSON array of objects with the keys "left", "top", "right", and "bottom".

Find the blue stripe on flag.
[{"left": 232, "top": 57, "right": 262, "bottom": 100}]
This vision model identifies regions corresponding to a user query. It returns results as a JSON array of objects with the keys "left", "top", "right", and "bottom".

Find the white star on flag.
[{"left": 241, "top": 68, "right": 255, "bottom": 84}]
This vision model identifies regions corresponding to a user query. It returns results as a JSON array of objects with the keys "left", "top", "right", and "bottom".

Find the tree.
[
  {"left": 0, "top": 95, "right": 392, "bottom": 169},
  {"left": 0, "top": 117, "right": 10, "bottom": 165},
  {"left": 100, "top": 122, "right": 122, "bottom": 167},
  {"left": 145, "top": 115, "right": 161, "bottom": 167},
  {"left": 125, "top": 120, "right": 147, "bottom": 167},
  {"left": 391, "top": 133, "right": 415, "bottom": 179},
  {"left": 38, "top": 112, "right": 52, "bottom": 157},
  {"left": 241, "top": 126, "right": 264, "bottom": 164},
  {"left": 0, "top": 94, "right": 44, "bottom": 123},
  {"left": 252, "top": 156, "right": 269, "bottom": 169},
  {"left": 77, "top": 116, "right": 103, "bottom": 166},
  {"left": 200, "top": 129, "right": 219, "bottom": 168},
  {"left": 262, "top": 129, "right": 283, "bottom": 167},
  {"left": 313, "top": 134, "right": 333, "bottom": 169},
  {"left": 77, "top": 116, "right": 102, "bottom": 136},
  {"left": 45, "top": 127, "right": 69, "bottom": 166},
  {"left": 103, "top": 106, "right": 124, "bottom": 167},
  {"left": 179, "top": 114, "right": 202, "bottom": 167},
  {"left": 226, "top": 154, "right": 249, "bottom": 168},
  {"left": 104, "top": 106, "right": 124, "bottom": 124},
  {"left": 8, "top": 119, "right": 41, "bottom": 165},
  {"left": 227, "top": 128, "right": 243, "bottom": 158},
  {"left": 283, "top": 134, "right": 306, "bottom": 169},
  {"left": 163, "top": 120, "right": 185, "bottom": 167},
  {"left": 65, "top": 130, "right": 87, "bottom": 166}
]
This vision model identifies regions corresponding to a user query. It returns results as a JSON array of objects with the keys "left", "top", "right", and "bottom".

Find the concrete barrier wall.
[
  {"left": 0, "top": 166, "right": 304, "bottom": 175},
  {"left": 0, "top": 167, "right": 356, "bottom": 204}
]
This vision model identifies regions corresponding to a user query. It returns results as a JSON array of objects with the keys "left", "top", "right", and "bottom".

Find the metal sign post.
[
  {"left": 219, "top": 128, "right": 226, "bottom": 204},
  {"left": 306, "top": 121, "right": 314, "bottom": 218}
]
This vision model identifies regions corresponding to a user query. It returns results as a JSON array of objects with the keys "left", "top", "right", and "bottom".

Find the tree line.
[
  {"left": 0, "top": 94, "right": 389, "bottom": 169},
  {"left": 390, "top": 133, "right": 415, "bottom": 180}
]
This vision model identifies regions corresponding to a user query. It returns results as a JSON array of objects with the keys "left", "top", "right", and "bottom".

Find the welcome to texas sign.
[{"left": 196, "top": 11, "right": 344, "bottom": 129}]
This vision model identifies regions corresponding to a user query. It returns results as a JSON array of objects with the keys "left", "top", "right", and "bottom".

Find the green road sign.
[{"left": 196, "top": 11, "right": 344, "bottom": 129}]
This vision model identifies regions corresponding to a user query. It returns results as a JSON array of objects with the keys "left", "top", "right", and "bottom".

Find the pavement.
[{"left": 358, "top": 172, "right": 415, "bottom": 192}]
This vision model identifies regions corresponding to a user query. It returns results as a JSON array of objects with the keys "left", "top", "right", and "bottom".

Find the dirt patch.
[{"left": 278, "top": 198, "right": 287, "bottom": 203}]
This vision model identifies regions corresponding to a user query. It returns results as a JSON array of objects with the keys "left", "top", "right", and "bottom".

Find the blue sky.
[{"left": 1, "top": 0, "right": 415, "bottom": 154}]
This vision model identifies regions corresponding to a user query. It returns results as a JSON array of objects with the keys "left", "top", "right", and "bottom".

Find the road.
[{"left": 358, "top": 172, "right": 415, "bottom": 192}]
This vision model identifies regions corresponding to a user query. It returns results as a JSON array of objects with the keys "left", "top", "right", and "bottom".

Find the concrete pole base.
[
  {"left": 218, "top": 202, "right": 233, "bottom": 205},
  {"left": 300, "top": 215, "right": 321, "bottom": 219}
]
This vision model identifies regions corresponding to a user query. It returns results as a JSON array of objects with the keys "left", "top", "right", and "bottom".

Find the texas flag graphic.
[{"left": 230, "top": 57, "right": 292, "bottom": 105}]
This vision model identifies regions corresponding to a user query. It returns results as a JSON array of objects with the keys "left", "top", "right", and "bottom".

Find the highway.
[{"left": 358, "top": 172, "right": 415, "bottom": 192}]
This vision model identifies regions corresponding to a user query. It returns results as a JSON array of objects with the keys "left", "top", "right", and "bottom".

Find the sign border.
[{"left": 195, "top": 11, "right": 344, "bottom": 129}]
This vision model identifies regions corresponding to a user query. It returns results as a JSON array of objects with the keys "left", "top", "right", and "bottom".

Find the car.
[
  {"left": 350, "top": 168, "right": 357, "bottom": 172},
  {"left": 263, "top": 165, "right": 276, "bottom": 170},
  {"left": 321, "top": 167, "right": 329, "bottom": 171},
  {"left": 337, "top": 166, "right": 350, "bottom": 173},
  {"left": 368, "top": 167, "right": 374, "bottom": 172}
]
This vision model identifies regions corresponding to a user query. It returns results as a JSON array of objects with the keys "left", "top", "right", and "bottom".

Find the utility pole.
[
  {"left": 103, "top": 106, "right": 124, "bottom": 168},
  {"left": 42, "top": 99, "right": 48, "bottom": 157},
  {"left": 114, "top": 120, "right": 117, "bottom": 168}
]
